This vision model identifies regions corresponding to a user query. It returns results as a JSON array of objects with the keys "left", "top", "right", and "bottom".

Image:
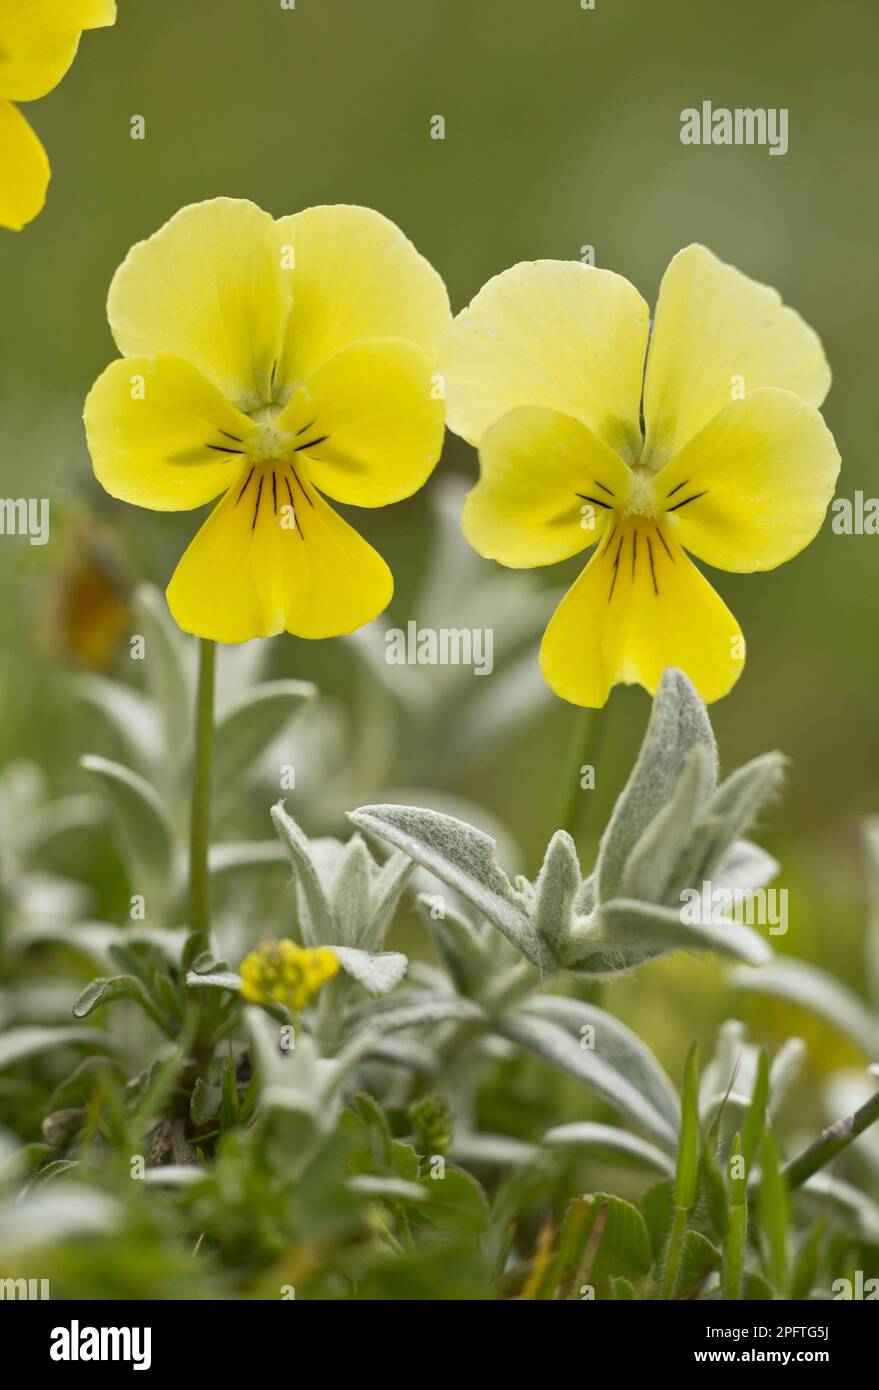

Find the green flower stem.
[
  {"left": 559, "top": 708, "right": 591, "bottom": 842},
  {"left": 783, "top": 1088, "right": 879, "bottom": 1191},
  {"left": 184, "top": 638, "right": 216, "bottom": 971}
]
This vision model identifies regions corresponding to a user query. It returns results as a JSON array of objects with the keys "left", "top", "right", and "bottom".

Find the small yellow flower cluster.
[{"left": 239, "top": 940, "right": 339, "bottom": 1011}]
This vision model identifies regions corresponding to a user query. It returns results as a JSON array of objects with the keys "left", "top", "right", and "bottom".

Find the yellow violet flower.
[
  {"left": 440, "top": 245, "right": 841, "bottom": 707},
  {"left": 0, "top": 0, "right": 116, "bottom": 230},
  {"left": 84, "top": 198, "right": 450, "bottom": 642},
  {"left": 240, "top": 940, "right": 340, "bottom": 1012}
]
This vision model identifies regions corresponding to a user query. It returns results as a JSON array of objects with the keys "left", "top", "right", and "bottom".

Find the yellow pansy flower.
[
  {"left": 441, "top": 245, "right": 841, "bottom": 707},
  {"left": 0, "top": 0, "right": 116, "bottom": 230},
  {"left": 240, "top": 940, "right": 340, "bottom": 1012},
  {"left": 84, "top": 198, "right": 450, "bottom": 643}
]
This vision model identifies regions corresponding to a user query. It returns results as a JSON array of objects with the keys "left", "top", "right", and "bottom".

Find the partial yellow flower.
[
  {"left": 0, "top": 0, "right": 116, "bottom": 230},
  {"left": 240, "top": 940, "right": 340, "bottom": 1012},
  {"left": 440, "top": 245, "right": 840, "bottom": 706},
  {"left": 84, "top": 199, "right": 450, "bottom": 642}
]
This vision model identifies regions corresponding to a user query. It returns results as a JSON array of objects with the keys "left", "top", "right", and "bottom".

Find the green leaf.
[
  {"left": 609, "top": 1275, "right": 636, "bottom": 1299},
  {"left": 354, "top": 1092, "right": 393, "bottom": 1170},
  {"left": 723, "top": 1133, "right": 748, "bottom": 1300},
  {"left": 416, "top": 1162, "right": 489, "bottom": 1239},
  {"left": 214, "top": 680, "right": 315, "bottom": 788},
  {"left": 190, "top": 1077, "right": 222, "bottom": 1126},
  {"left": 641, "top": 1180, "right": 674, "bottom": 1261},
  {"left": 700, "top": 1134, "right": 729, "bottom": 1238},
  {"left": 743, "top": 1272, "right": 775, "bottom": 1300},
  {"left": 79, "top": 755, "right": 176, "bottom": 890},
  {"left": 742, "top": 1048, "right": 770, "bottom": 1175},
  {"left": 677, "top": 1229, "right": 722, "bottom": 1295},
  {"left": 219, "top": 1052, "right": 240, "bottom": 1128},
  {"left": 565, "top": 1193, "right": 652, "bottom": 1287},
  {"left": 675, "top": 1042, "right": 701, "bottom": 1210},
  {"left": 72, "top": 975, "right": 170, "bottom": 1034},
  {"left": 759, "top": 1130, "right": 789, "bottom": 1295},
  {"left": 788, "top": 1220, "right": 826, "bottom": 1300}
]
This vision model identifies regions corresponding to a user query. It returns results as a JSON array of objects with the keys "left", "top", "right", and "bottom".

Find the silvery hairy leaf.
[
  {"left": 562, "top": 898, "right": 772, "bottom": 973},
  {"left": 343, "top": 992, "right": 486, "bottom": 1038},
  {"left": 0, "top": 1026, "right": 116, "bottom": 1071},
  {"left": 0, "top": 1186, "right": 121, "bottom": 1257},
  {"left": 596, "top": 668, "right": 717, "bottom": 903},
  {"left": 523, "top": 994, "right": 680, "bottom": 1136},
  {"left": 497, "top": 1009, "right": 678, "bottom": 1150},
  {"left": 208, "top": 840, "right": 289, "bottom": 877},
  {"left": 330, "top": 947, "right": 408, "bottom": 996},
  {"left": 329, "top": 836, "right": 374, "bottom": 948},
  {"left": 272, "top": 804, "right": 410, "bottom": 953},
  {"left": 271, "top": 801, "right": 333, "bottom": 945},
  {"left": 13, "top": 920, "right": 188, "bottom": 972},
  {"left": 620, "top": 744, "right": 715, "bottom": 903},
  {"left": 214, "top": 680, "right": 315, "bottom": 790},
  {"left": 682, "top": 753, "right": 786, "bottom": 890},
  {"left": 415, "top": 894, "right": 490, "bottom": 997},
  {"left": 80, "top": 755, "right": 176, "bottom": 892},
  {"left": 74, "top": 675, "right": 163, "bottom": 776},
  {"left": 131, "top": 583, "right": 193, "bottom": 751},
  {"left": 542, "top": 1122, "right": 675, "bottom": 1176},
  {"left": 531, "top": 831, "right": 582, "bottom": 961},
  {"left": 711, "top": 839, "right": 779, "bottom": 894},
  {"left": 732, "top": 957, "right": 879, "bottom": 1057},
  {"left": 349, "top": 803, "right": 552, "bottom": 970}
]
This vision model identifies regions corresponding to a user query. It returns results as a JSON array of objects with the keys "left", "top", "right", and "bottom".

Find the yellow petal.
[
  {"left": 273, "top": 205, "right": 451, "bottom": 385},
  {"left": 653, "top": 388, "right": 841, "bottom": 573},
  {"left": 276, "top": 338, "right": 445, "bottom": 507},
  {"left": 166, "top": 467, "right": 392, "bottom": 644},
  {"left": 540, "top": 518, "right": 744, "bottom": 707},
  {"left": 0, "top": 0, "right": 115, "bottom": 101},
  {"left": 642, "top": 244, "right": 832, "bottom": 469},
  {"left": 0, "top": 98, "right": 48, "bottom": 229},
  {"left": 439, "top": 260, "right": 649, "bottom": 461},
  {"left": 83, "top": 354, "right": 257, "bottom": 510},
  {"left": 463, "top": 406, "right": 634, "bottom": 567},
  {"left": 107, "top": 199, "right": 288, "bottom": 413}
]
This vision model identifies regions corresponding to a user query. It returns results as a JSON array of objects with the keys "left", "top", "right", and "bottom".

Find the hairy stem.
[
  {"left": 660, "top": 1205, "right": 689, "bottom": 1298},
  {"left": 784, "top": 1088, "right": 879, "bottom": 1191}
]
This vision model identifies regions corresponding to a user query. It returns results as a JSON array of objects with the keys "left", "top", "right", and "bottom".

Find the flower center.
[
  {"left": 246, "top": 415, "right": 296, "bottom": 467},
  {"left": 619, "top": 467, "right": 659, "bottom": 519}
]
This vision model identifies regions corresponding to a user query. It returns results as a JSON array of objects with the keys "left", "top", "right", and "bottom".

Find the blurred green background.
[{"left": 1, "top": 0, "right": 877, "bottom": 1079}]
